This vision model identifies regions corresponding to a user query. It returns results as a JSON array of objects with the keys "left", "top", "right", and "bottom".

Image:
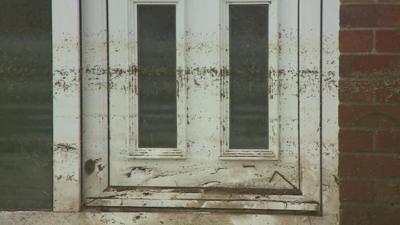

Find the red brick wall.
[{"left": 339, "top": 1, "right": 400, "bottom": 224}]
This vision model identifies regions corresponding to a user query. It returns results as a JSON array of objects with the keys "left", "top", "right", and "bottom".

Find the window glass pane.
[
  {"left": 138, "top": 5, "right": 177, "bottom": 148},
  {"left": 229, "top": 5, "right": 269, "bottom": 149},
  {"left": 0, "top": 0, "right": 53, "bottom": 209}
]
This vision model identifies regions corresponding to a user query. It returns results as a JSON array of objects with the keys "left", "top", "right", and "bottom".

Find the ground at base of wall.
[{"left": 0, "top": 212, "right": 339, "bottom": 225}]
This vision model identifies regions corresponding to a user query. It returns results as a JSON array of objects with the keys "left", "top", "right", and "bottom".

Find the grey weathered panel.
[{"left": 0, "top": 0, "right": 52, "bottom": 210}]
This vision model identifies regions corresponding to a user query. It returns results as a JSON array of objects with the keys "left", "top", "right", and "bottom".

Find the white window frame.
[
  {"left": 220, "top": 0, "right": 280, "bottom": 160},
  {"left": 109, "top": 0, "right": 187, "bottom": 160},
  {"left": 45, "top": 1, "right": 340, "bottom": 223}
]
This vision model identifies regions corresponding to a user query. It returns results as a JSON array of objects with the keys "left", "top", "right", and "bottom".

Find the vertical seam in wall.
[
  {"left": 372, "top": 129, "right": 377, "bottom": 153},
  {"left": 297, "top": 0, "right": 302, "bottom": 193},
  {"left": 79, "top": 0, "right": 83, "bottom": 211},
  {"left": 372, "top": 29, "right": 377, "bottom": 54},
  {"left": 106, "top": 0, "right": 111, "bottom": 188},
  {"left": 373, "top": 180, "right": 377, "bottom": 204},
  {"left": 50, "top": 0, "right": 54, "bottom": 210},
  {"left": 319, "top": 0, "right": 324, "bottom": 215}
]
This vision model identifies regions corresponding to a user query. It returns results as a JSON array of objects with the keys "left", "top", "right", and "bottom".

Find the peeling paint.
[{"left": 55, "top": 143, "right": 78, "bottom": 152}]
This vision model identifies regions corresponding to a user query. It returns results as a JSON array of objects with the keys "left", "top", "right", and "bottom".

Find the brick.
[
  {"left": 340, "top": 180, "right": 374, "bottom": 202},
  {"left": 340, "top": 154, "right": 400, "bottom": 178},
  {"left": 339, "top": 1, "right": 400, "bottom": 223},
  {"left": 375, "top": 79, "right": 400, "bottom": 103},
  {"left": 340, "top": 80, "right": 374, "bottom": 103},
  {"left": 341, "top": 206, "right": 400, "bottom": 225},
  {"left": 341, "top": 5, "right": 400, "bottom": 28},
  {"left": 376, "top": 130, "right": 400, "bottom": 153},
  {"left": 340, "top": 31, "right": 373, "bottom": 53},
  {"left": 376, "top": 30, "right": 400, "bottom": 53},
  {"left": 339, "top": 105, "right": 400, "bottom": 128},
  {"left": 375, "top": 181, "right": 400, "bottom": 203},
  {"left": 339, "top": 130, "right": 373, "bottom": 152},
  {"left": 340, "top": 55, "right": 400, "bottom": 78}
]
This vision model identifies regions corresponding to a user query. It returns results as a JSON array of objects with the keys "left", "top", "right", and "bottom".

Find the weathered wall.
[
  {"left": 339, "top": 0, "right": 400, "bottom": 224},
  {"left": 0, "top": 0, "right": 53, "bottom": 209}
]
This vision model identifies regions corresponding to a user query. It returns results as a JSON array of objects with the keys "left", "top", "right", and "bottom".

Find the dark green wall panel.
[{"left": 0, "top": 0, "right": 53, "bottom": 210}]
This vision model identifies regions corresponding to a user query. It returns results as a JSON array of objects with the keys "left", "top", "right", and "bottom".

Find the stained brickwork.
[{"left": 339, "top": 1, "right": 400, "bottom": 224}]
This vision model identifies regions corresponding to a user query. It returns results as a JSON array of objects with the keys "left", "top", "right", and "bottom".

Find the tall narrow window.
[
  {"left": 229, "top": 5, "right": 269, "bottom": 149},
  {"left": 137, "top": 5, "right": 177, "bottom": 148}
]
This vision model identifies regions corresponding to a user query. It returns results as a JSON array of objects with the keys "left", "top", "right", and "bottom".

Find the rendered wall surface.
[
  {"left": 6, "top": 1, "right": 400, "bottom": 225},
  {"left": 339, "top": 1, "right": 400, "bottom": 224},
  {"left": 0, "top": 0, "right": 53, "bottom": 210}
]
